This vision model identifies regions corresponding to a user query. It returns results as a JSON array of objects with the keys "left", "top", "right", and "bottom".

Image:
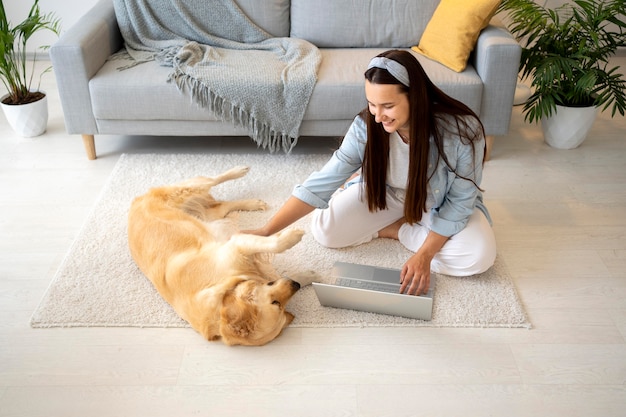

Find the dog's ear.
[
  {"left": 284, "top": 311, "right": 295, "bottom": 326},
  {"left": 220, "top": 293, "right": 257, "bottom": 343}
]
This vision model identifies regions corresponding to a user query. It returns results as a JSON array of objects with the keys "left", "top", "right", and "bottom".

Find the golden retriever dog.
[{"left": 128, "top": 166, "right": 311, "bottom": 346}]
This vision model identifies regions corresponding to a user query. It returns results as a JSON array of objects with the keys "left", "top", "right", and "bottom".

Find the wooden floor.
[{"left": 1, "top": 60, "right": 625, "bottom": 416}]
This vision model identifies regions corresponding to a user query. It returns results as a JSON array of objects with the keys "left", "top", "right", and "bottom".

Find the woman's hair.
[{"left": 361, "top": 49, "right": 485, "bottom": 224}]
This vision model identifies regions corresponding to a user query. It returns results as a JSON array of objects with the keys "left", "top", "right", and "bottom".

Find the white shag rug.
[{"left": 31, "top": 153, "right": 530, "bottom": 329}]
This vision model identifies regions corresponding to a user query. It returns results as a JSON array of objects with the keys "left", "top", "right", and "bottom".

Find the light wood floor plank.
[
  {"left": 511, "top": 344, "right": 626, "bottom": 385},
  {"left": 357, "top": 384, "right": 626, "bottom": 417}
]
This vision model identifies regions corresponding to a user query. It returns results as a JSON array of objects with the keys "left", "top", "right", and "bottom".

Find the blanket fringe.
[{"left": 169, "top": 70, "right": 299, "bottom": 154}]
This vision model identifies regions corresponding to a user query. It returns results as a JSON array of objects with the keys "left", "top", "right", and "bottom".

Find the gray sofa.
[{"left": 51, "top": 0, "right": 521, "bottom": 160}]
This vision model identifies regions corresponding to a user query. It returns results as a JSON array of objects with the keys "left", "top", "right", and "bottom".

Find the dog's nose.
[{"left": 290, "top": 280, "right": 301, "bottom": 291}]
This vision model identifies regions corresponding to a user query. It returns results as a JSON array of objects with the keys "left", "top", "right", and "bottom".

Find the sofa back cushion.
[
  {"left": 290, "top": 0, "right": 440, "bottom": 47},
  {"left": 236, "top": 0, "right": 290, "bottom": 37}
]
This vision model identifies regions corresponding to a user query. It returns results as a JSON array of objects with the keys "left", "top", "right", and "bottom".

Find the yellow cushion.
[{"left": 412, "top": 0, "right": 501, "bottom": 72}]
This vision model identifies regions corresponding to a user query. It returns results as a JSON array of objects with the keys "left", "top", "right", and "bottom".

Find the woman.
[{"left": 248, "top": 49, "right": 496, "bottom": 296}]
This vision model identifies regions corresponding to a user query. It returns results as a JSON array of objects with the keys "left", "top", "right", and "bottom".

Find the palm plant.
[
  {"left": 0, "top": 0, "right": 61, "bottom": 105},
  {"left": 498, "top": 0, "right": 626, "bottom": 123}
]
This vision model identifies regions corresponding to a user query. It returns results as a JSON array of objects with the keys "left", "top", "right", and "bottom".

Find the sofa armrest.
[
  {"left": 50, "top": 0, "right": 122, "bottom": 135},
  {"left": 471, "top": 24, "right": 521, "bottom": 136}
]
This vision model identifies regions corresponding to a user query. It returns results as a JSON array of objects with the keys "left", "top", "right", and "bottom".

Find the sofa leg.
[
  {"left": 82, "top": 134, "right": 96, "bottom": 160},
  {"left": 485, "top": 135, "right": 494, "bottom": 161}
]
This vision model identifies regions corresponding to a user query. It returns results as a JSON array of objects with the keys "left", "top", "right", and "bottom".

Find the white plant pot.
[
  {"left": 1, "top": 92, "right": 48, "bottom": 138},
  {"left": 541, "top": 104, "right": 598, "bottom": 150}
]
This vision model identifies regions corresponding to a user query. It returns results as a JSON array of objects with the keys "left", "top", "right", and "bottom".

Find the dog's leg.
[
  {"left": 209, "top": 199, "right": 268, "bottom": 219},
  {"left": 194, "top": 198, "right": 268, "bottom": 223},
  {"left": 210, "top": 166, "right": 251, "bottom": 185},
  {"left": 177, "top": 166, "right": 251, "bottom": 189},
  {"left": 225, "top": 228, "right": 305, "bottom": 255}
]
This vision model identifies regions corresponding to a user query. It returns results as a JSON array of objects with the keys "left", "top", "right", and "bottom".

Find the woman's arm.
[
  {"left": 246, "top": 116, "right": 367, "bottom": 236},
  {"left": 246, "top": 196, "right": 315, "bottom": 236},
  {"left": 400, "top": 118, "right": 484, "bottom": 294}
]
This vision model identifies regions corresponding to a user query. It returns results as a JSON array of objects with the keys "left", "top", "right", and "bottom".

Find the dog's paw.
[
  {"left": 272, "top": 228, "right": 305, "bottom": 251},
  {"left": 252, "top": 199, "right": 268, "bottom": 211},
  {"left": 227, "top": 166, "right": 250, "bottom": 179},
  {"left": 280, "top": 228, "right": 305, "bottom": 245},
  {"left": 291, "top": 270, "right": 318, "bottom": 287}
]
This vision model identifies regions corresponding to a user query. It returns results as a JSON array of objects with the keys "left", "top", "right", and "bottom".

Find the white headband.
[{"left": 367, "top": 57, "right": 410, "bottom": 87}]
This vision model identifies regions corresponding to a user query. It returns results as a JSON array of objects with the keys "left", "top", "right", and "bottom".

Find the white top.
[
  {"left": 387, "top": 132, "right": 410, "bottom": 190},
  {"left": 387, "top": 132, "right": 434, "bottom": 209}
]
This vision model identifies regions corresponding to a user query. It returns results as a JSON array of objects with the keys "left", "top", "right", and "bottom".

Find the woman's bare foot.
[{"left": 378, "top": 219, "right": 404, "bottom": 240}]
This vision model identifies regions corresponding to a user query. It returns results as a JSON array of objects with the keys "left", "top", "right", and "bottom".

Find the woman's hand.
[
  {"left": 399, "top": 230, "right": 449, "bottom": 296},
  {"left": 241, "top": 196, "right": 315, "bottom": 237},
  {"left": 400, "top": 251, "right": 433, "bottom": 295}
]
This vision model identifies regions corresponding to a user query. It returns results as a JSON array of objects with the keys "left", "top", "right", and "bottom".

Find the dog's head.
[{"left": 219, "top": 277, "right": 300, "bottom": 346}]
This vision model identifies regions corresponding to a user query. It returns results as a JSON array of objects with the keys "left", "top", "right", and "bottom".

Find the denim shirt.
[{"left": 293, "top": 116, "right": 492, "bottom": 237}]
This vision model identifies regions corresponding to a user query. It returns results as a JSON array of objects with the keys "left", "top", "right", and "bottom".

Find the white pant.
[{"left": 310, "top": 183, "right": 496, "bottom": 277}]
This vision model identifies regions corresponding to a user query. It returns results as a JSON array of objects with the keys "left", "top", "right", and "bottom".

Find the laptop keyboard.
[{"left": 335, "top": 277, "right": 400, "bottom": 294}]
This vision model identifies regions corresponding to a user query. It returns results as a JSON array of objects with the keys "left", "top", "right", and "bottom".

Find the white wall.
[{"left": 5, "top": 0, "right": 99, "bottom": 53}]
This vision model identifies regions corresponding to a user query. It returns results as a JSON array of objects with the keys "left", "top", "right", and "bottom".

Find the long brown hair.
[{"left": 361, "top": 50, "right": 485, "bottom": 224}]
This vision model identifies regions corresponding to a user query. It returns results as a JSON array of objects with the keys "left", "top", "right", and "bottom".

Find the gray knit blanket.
[{"left": 113, "top": 0, "right": 321, "bottom": 152}]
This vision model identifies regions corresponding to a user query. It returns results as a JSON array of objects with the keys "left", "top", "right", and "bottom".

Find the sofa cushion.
[
  {"left": 90, "top": 60, "right": 222, "bottom": 122},
  {"left": 303, "top": 49, "right": 483, "bottom": 121},
  {"left": 290, "top": 0, "right": 439, "bottom": 48},
  {"left": 235, "top": 0, "right": 290, "bottom": 37},
  {"left": 412, "top": 0, "right": 501, "bottom": 72}
]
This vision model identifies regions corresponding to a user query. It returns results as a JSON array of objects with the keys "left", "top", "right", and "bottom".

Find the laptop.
[{"left": 312, "top": 261, "right": 435, "bottom": 320}]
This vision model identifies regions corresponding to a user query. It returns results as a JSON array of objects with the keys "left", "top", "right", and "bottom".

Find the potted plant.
[
  {"left": 498, "top": 0, "right": 626, "bottom": 149},
  {"left": 1, "top": 0, "right": 60, "bottom": 137}
]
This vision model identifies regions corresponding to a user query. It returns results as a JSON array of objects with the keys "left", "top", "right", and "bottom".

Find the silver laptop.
[{"left": 312, "top": 261, "right": 435, "bottom": 320}]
